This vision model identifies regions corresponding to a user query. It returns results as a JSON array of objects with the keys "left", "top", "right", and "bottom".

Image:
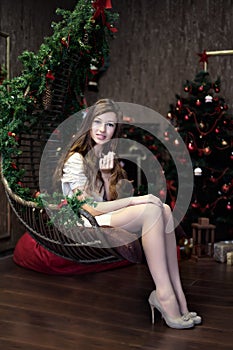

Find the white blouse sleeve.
[{"left": 61, "top": 153, "right": 87, "bottom": 197}]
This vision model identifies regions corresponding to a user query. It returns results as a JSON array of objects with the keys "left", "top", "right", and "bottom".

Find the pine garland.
[{"left": 0, "top": 0, "right": 119, "bottom": 202}]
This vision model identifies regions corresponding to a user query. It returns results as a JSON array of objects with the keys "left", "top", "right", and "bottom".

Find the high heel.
[
  {"left": 148, "top": 291, "right": 194, "bottom": 329},
  {"left": 183, "top": 311, "right": 202, "bottom": 325}
]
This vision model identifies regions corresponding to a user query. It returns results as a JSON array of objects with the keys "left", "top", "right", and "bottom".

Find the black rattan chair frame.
[{"left": 1, "top": 53, "right": 142, "bottom": 264}]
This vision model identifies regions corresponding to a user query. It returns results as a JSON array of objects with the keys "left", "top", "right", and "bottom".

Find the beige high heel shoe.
[{"left": 148, "top": 291, "right": 194, "bottom": 329}]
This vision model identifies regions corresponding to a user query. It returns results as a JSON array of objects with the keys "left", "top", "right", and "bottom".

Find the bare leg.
[
  {"left": 109, "top": 203, "right": 182, "bottom": 318},
  {"left": 162, "top": 204, "right": 189, "bottom": 314}
]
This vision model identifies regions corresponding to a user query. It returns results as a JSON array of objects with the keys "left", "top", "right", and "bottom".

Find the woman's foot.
[{"left": 148, "top": 290, "right": 194, "bottom": 329}]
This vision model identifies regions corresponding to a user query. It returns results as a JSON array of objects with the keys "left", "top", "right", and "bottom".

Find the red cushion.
[{"left": 13, "top": 232, "right": 132, "bottom": 275}]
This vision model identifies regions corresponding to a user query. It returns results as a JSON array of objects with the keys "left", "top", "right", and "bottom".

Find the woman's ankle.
[
  {"left": 156, "top": 290, "right": 181, "bottom": 318},
  {"left": 175, "top": 291, "right": 188, "bottom": 314}
]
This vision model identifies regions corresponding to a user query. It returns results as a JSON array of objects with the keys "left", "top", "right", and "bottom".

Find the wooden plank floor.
[{"left": 0, "top": 255, "right": 232, "bottom": 350}]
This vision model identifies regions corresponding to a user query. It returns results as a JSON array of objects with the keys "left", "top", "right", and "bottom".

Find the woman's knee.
[
  {"left": 163, "top": 203, "right": 174, "bottom": 233},
  {"left": 143, "top": 203, "right": 164, "bottom": 224}
]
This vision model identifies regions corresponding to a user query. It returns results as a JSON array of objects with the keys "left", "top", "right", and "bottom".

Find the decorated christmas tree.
[{"left": 165, "top": 70, "right": 233, "bottom": 235}]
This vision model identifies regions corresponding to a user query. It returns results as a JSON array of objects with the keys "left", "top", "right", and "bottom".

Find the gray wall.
[
  {"left": 0, "top": 0, "right": 76, "bottom": 76},
  {"left": 97, "top": 0, "right": 233, "bottom": 117}
]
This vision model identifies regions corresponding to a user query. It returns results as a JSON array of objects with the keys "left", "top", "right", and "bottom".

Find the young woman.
[{"left": 55, "top": 99, "right": 202, "bottom": 329}]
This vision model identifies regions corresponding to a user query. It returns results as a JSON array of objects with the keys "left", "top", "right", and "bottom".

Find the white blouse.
[
  {"left": 61, "top": 152, "right": 111, "bottom": 227},
  {"left": 61, "top": 152, "right": 103, "bottom": 201}
]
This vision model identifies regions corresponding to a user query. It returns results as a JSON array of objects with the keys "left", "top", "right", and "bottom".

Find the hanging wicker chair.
[{"left": 0, "top": 54, "right": 142, "bottom": 265}]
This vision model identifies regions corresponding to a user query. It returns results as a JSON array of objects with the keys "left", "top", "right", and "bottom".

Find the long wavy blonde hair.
[{"left": 54, "top": 99, "right": 128, "bottom": 200}]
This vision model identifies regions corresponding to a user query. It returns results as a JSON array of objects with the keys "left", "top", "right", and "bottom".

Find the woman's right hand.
[{"left": 131, "top": 194, "right": 163, "bottom": 208}]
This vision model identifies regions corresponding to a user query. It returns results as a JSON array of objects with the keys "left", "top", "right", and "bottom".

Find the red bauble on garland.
[{"left": 46, "top": 70, "right": 55, "bottom": 80}]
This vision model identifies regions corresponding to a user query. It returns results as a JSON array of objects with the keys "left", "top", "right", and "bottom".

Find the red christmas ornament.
[
  {"left": 60, "top": 34, "right": 70, "bottom": 48},
  {"left": 176, "top": 99, "right": 182, "bottom": 108},
  {"left": 214, "top": 87, "right": 220, "bottom": 93},
  {"left": 222, "top": 184, "right": 230, "bottom": 193},
  {"left": 184, "top": 86, "right": 189, "bottom": 92},
  {"left": 198, "top": 85, "right": 204, "bottom": 91},
  {"left": 11, "top": 162, "right": 17, "bottom": 169},
  {"left": 215, "top": 128, "right": 220, "bottom": 134},
  {"left": 184, "top": 114, "right": 189, "bottom": 120},
  {"left": 188, "top": 142, "right": 196, "bottom": 151},
  {"left": 223, "top": 104, "right": 228, "bottom": 110},
  {"left": 57, "top": 199, "right": 68, "bottom": 209},
  {"left": 196, "top": 99, "right": 201, "bottom": 106},
  {"left": 149, "top": 145, "right": 158, "bottom": 152},
  {"left": 8, "top": 131, "right": 16, "bottom": 137},
  {"left": 226, "top": 202, "right": 232, "bottom": 210},
  {"left": 210, "top": 175, "right": 217, "bottom": 183},
  {"left": 203, "top": 146, "right": 211, "bottom": 155},
  {"left": 191, "top": 200, "right": 200, "bottom": 208}
]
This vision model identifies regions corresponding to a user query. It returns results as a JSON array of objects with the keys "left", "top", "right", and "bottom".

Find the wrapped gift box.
[
  {"left": 227, "top": 251, "right": 233, "bottom": 266},
  {"left": 214, "top": 241, "right": 233, "bottom": 263}
]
